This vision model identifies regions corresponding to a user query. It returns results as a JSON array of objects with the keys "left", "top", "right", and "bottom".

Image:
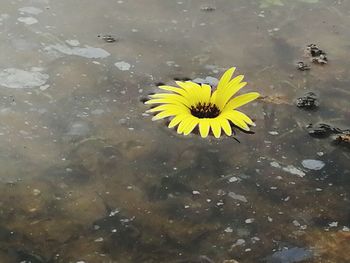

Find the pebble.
[
  {"left": 32, "top": 189, "right": 41, "bottom": 196},
  {"left": 228, "top": 176, "right": 239, "bottom": 183},
  {"left": 224, "top": 227, "right": 233, "bottom": 233},
  {"left": 245, "top": 218, "right": 254, "bottom": 224},
  {"left": 301, "top": 159, "right": 325, "bottom": 170},
  {"left": 228, "top": 192, "right": 248, "bottom": 203}
]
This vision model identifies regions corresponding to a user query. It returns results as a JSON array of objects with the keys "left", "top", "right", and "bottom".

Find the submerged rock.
[
  {"left": 305, "top": 44, "right": 328, "bottom": 64},
  {"left": 331, "top": 133, "right": 350, "bottom": 147},
  {"left": 98, "top": 34, "right": 118, "bottom": 43},
  {"left": 307, "top": 123, "right": 340, "bottom": 138},
  {"left": 296, "top": 61, "right": 311, "bottom": 71},
  {"left": 307, "top": 123, "right": 350, "bottom": 139},
  {"left": 296, "top": 92, "right": 318, "bottom": 110},
  {"left": 266, "top": 247, "right": 313, "bottom": 263},
  {"left": 301, "top": 159, "right": 325, "bottom": 170}
]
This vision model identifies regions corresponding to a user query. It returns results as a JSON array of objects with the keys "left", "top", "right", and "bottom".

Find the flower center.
[{"left": 190, "top": 102, "right": 220, "bottom": 118}]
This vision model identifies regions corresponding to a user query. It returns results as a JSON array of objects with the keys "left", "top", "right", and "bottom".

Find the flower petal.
[
  {"left": 183, "top": 117, "right": 200, "bottom": 135},
  {"left": 201, "top": 84, "right": 212, "bottom": 103},
  {"left": 177, "top": 116, "right": 192, "bottom": 134},
  {"left": 175, "top": 81, "right": 202, "bottom": 105},
  {"left": 159, "top": 85, "right": 188, "bottom": 97},
  {"left": 222, "top": 92, "right": 260, "bottom": 111},
  {"left": 147, "top": 104, "right": 189, "bottom": 113},
  {"left": 199, "top": 119, "right": 210, "bottom": 138},
  {"left": 210, "top": 119, "right": 222, "bottom": 138},
  {"left": 146, "top": 97, "right": 191, "bottom": 108},
  {"left": 217, "top": 117, "right": 232, "bottom": 136},
  {"left": 221, "top": 111, "right": 250, "bottom": 131},
  {"left": 216, "top": 67, "right": 236, "bottom": 92},
  {"left": 168, "top": 114, "right": 188, "bottom": 128},
  {"left": 152, "top": 110, "right": 178, "bottom": 120},
  {"left": 216, "top": 81, "right": 247, "bottom": 110},
  {"left": 232, "top": 110, "right": 254, "bottom": 126}
]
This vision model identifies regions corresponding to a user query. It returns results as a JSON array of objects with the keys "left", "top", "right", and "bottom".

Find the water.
[{"left": 0, "top": 0, "right": 349, "bottom": 262}]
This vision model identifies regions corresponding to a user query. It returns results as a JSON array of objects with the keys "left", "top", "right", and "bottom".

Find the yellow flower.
[{"left": 146, "top": 67, "right": 260, "bottom": 138}]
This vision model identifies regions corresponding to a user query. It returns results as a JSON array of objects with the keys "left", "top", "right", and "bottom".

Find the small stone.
[
  {"left": 99, "top": 34, "right": 117, "bottom": 43},
  {"left": 228, "top": 192, "right": 248, "bottom": 203},
  {"left": 342, "top": 226, "right": 350, "bottom": 232},
  {"left": 200, "top": 5, "right": 216, "bottom": 11},
  {"left": 231, "top": 239, "right": 245, "bottom": 247},
  {"left": 114, "top": 61, "right": 131, "bottom": 71},
  {"left": 224, "top": 227, "right": 233, "bottom": 233},
  {"left": 302, "top": 159, "right": 325, "bottom": 170},
  {"left": 329, "top": 222, "right": 338, "bottom": 228},
  {"left": 192, "top": 190, "right": 200, "bottom": 195},
  {"left": 228, "top": 176, "right": 238, "bottom": 183},
  {"left": 296, "top": 61, "right": 311, "bottom": 71},
  {"left": 296, "top": 92, "right": 318, "bottom": 110},
  {"left": 245, "top": 218, "right": 254, "bottom": 224},
  {"left": 32, "top": 189, "right": 41, "bottom": 196},
  {"left": 223, "top": 260, "right": 239, "bottom": 263},
  {"left": 94, "top": 237, "right": 104, "bottom": 242}
]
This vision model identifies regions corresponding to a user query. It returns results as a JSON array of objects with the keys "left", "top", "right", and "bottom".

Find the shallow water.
[{"left": 0, "top": 0, "right": 349, "bottom": 262}]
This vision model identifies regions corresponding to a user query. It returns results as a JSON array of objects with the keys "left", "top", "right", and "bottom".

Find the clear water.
[{"left": 0, "top": 0, "right": 349, "bottom": 262}]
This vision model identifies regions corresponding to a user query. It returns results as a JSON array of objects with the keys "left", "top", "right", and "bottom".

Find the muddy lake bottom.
[{"left": 0, "top": 0, "right": 349, "bottom": 262}]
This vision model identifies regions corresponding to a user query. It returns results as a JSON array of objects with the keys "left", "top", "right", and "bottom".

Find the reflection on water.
[{"left": 0, "top": 0, "right": 349, "bottom": 262}]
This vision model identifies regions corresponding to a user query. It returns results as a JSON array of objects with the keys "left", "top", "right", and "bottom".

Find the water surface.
[{"left": 0, "top": 0, "right": 349, "bottom": 262}]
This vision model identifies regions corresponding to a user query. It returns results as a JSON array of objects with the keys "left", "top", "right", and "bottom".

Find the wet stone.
[
  {"left": 301, "top": 159, "right": 325, "bottom": 170},
  {"left": 331, "top": 133, "right": 350, "bottom": 146},
  {"left": 305, "top": 44, "right": 328, "bottom": 64},
  {"left": 98, "top": 34, "right": 118, "bottom": 43},
  {"left": 177, "top": 255, "right": 215, "bottom": 263},
  {"left": 266, "top": 247, "right": 313, "bottom": 263},
  {"left": 200, "top": 6, "right": 216, "bottom": 12},
  {"left": 307, "top": 123, "right": 340, "bottom": 138},
  {"left": 296, "top": 92, "right": 318, "bottom": 110},
  {"left": 296, "top": 61, "right": 311, "bottom": 71}
]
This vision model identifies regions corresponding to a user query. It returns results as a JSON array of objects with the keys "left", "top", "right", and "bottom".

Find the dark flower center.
[{"left": 190, "top": 102, "right": 220, "bottom": 118}]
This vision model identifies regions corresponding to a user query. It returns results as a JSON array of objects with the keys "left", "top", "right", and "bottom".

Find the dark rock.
[
  {"left": 307, "top": 123, "right": 339, "bottom": 138},
  {"left": 305, "top": 44, "right": 328, "bottom": 64},
  {"left": 98, "top": 34, "right": 117, "bottom": 43},
  {"left": 307, "top": 123, "right": 349, "bottom": 139},
  {"left": 296, "top": 61, "right": 310, "bottom": 71},
  {"left": 200, "top": 6, "right": 216, "bottom": 12},
  {"left": 331, "top": 133, "right": 350, "bottom": 146},
  {"left": 296, "top": 92, "right": 318, "bottom": 110}
]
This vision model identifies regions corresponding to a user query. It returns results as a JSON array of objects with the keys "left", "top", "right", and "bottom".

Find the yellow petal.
[
  {"left": 146, "top": 98, "right": 191, "bottom": 108},
  {"left": 148, "top": 93, "right": 191, "bottom": 107},
  {"left": 168, "top": 114, "right": 188, "bottom": 128},
  {"left": 232, "top": 110, "right": 254, "bottom": 125},
  {"left": 216, "top": 81, "right": 247, "bottom": 110},
  {"left": 210, "top": 90, "right": 218, "bottom": 104},
  {"left": 210, "top": 119, "right": 222, "bottom": 138},
  {"left": 183, "top": 117, "right": 199, "bottom": 135},
  {"left": 201, "top": 84, "right": 212, "bottom": 103},
  {"left": 218, "top": 117, "right": 232, "bottom": 136},
  {"left": 152, "top": 110, "right": 178, "bottom": 121},
  {"left": 199, "top": 119, "right": 210, "bottom": 138},
  {"left": 148, "top": 104, "right": 189, "bottom": 113},
  {"left": 223, "top": 92, "right": 260, "bottom": 111},
  {"left": 177, "top": 117, "right": 192, "bottom": 134},
  {"left": 221, "top": 111, "right": 250, "bottom": 131},
  {"left": 159, "top": 85, "right": 188, "bottom": 97},
  {"left": 216, "top": 67, "right": 236, "bottom": 92},
  {"left": 176, "top": 81, "right": 202, "bottom": 105}
]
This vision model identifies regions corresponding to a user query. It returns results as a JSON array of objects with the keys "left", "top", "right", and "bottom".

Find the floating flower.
[{"left": 146, "top": 67, "right": 260, "bottom": 138}]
